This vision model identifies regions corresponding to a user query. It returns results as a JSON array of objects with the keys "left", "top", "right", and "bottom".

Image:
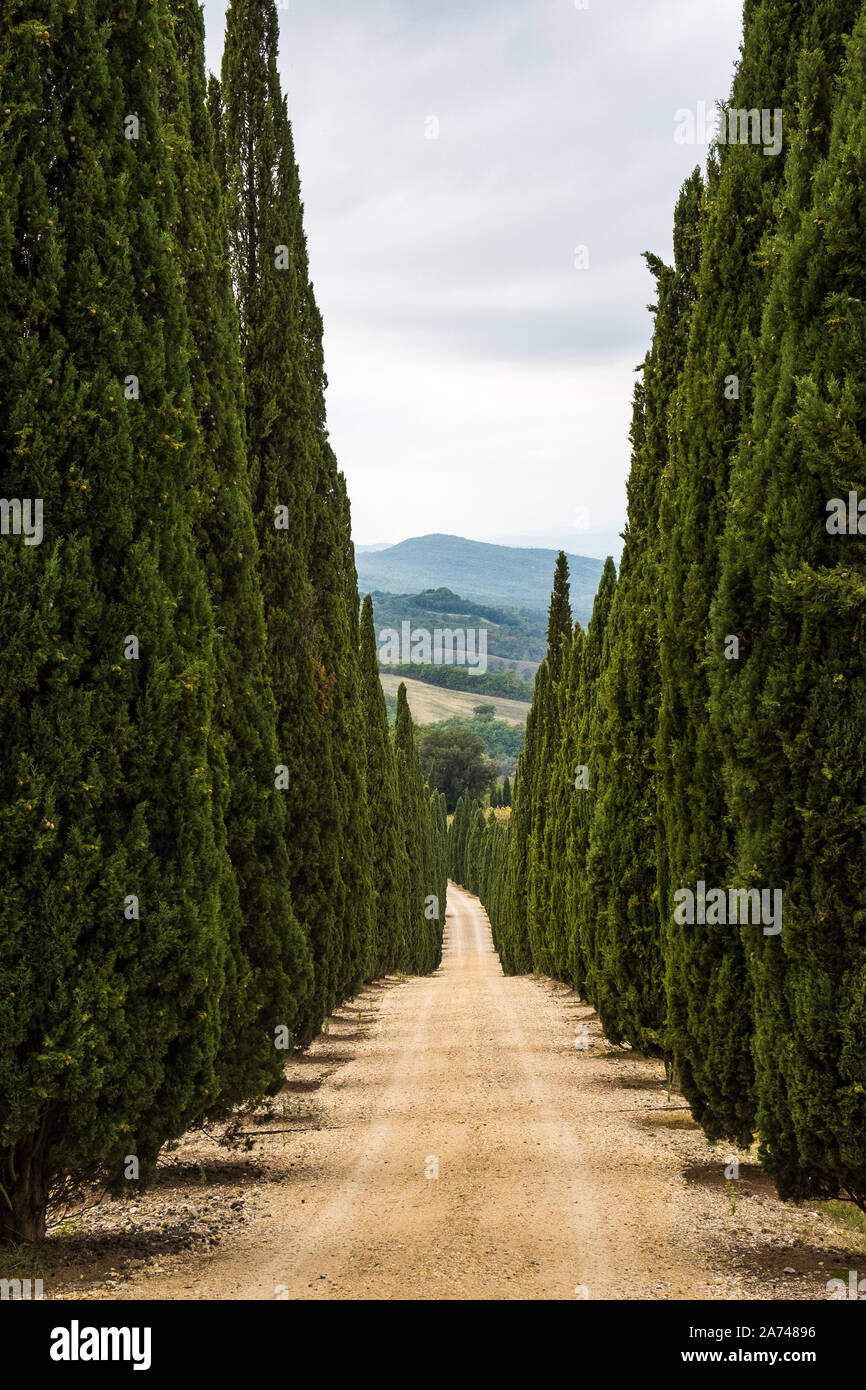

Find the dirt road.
[{"left": 66, "top": 884, "right": 856, "bottom": 1301}]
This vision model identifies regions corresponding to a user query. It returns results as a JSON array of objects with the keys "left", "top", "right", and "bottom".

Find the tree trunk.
[{"left": 0, "top": 1135, "right": 51, "bottom": 1244}]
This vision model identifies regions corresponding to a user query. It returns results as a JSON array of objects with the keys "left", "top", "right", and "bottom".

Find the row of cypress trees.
[
  {"left": 0, "top": 0, "right": 444, "bottom": 1242},
  {"left": 459, "top": 0, "right": 866, "bottom": 1214}
]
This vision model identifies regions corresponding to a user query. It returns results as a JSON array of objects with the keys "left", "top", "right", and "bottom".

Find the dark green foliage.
[
  {"left": 582, "top": 177, "right": 702, "bottom": 1057},
  {"left": 546, "top": 551, "right": 572, "bottom": 682},
  {"left": 219, "top": 0, "right": 374, "bottom": 1036},
  {"left": 430, "top": 790, "right": 449, "bottom": 936},
  {"left": 712, "top": 7, "right": 866, "bottom": 1209},
  {"left": 526, "top": 554, "right": 576, "bottom": 975},
  {"left": 459, "top": 0, "right": 866, "bottom": 1215},
  {"left": 359, "top": 596, "right": 409, "bottom": 974},
  {"left": 417, "top": 726, "right": 498, "bottom": 811},
  {"left": 463, "top": 802, "right": 487, "bottom": 897},
  {"left": 394, "top": 685, "right": 443, "bottom": 973},
  {"left": 503, "top": 669, "right": 543, "bottom": 974},
  {"left": 421, "top": 709, "right": 524, "bottom": 779},
  {"left": 539, "top": 626, "right": 577, "bottom": 981},
  {"left": 171, "top": 0, "right": 311, "bottom": 1113},
  {"left": 659, "top": 0, "right": 861, "bottom": 1146},
  {"left": 219, "top": 0, "right": 334, "bottom": 1042},
  {"left": 0, "top": 0, "right": 227, "bottom": 1240},
  {"left": 0, "top": 0, "right": 444, "bottom": 1243},
  {"left": 571, "top": 560, "right": 616, "bottom": 999},
  {"left": 447, "top": 792, "right": 472, "bottom": 886},
  {"left": 469, "top": 811, "right": 511, "bottom": 954}
]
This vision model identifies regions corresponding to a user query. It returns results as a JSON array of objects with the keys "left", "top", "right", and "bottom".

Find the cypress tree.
[
  {"left": 527, "top": 557, "right": 573, "bottom": 974},
  {"left": 712, "top": 7, "right": 866, "bottom": 1207},
  {"left": 430, "top": 789, "right": 449, "bottom": 937},
  {"left": 546, "top": 551, "right": 572, "bottom": 682},
  {"left": 655, "top": 0, "right": 860, "bottom": 1144},
  {"left": 479, "top": 812, "right": 511, "bottom": 959},
  {"left": 465, "top": 802, "right": 486, "bottom": 897},
  {"left": 306, "top": 469, "right": 375, "bottom": 1004},
  {"left": 394, "top": 685, "right": 441, "bottom": 973},
  {"left": 171, "top": 0, "right": 312, "bottom": 1107},
  {"left": 525, "top": 661, "right": 555, "bottom": 972},
  {"left": 502, "top": 776, "right": 512, "bottom": 808},
  {"left": 0, "top": 0, "right": 226, "bottom": 1239},
  {"left": 584, "top": 176, "right": 702, "bottom": 1055},
  {"left": 544, "top": 620, "right": 582, "bottom": 982},
  {"left": 560, "top": 622, "right": 586, "bottom": 990},
  {"left": 359, "top": 595, "right": 409, "bottom": 974},
  {"left": 572, "top": 558, "right": 616, "bottom": 999},
  {"left": 505, "top": 670, "right": 544, "bottom": 974},
  {"left": 448, "top": 792, "right": 472, "bottom": 886},
  {"left": 218, "top": 0, "right": 357, "bottom": 1036}
]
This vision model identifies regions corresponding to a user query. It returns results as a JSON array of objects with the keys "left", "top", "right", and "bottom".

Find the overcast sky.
[{"left": 202, "top": 0, "right": 744, "bottom": 558}]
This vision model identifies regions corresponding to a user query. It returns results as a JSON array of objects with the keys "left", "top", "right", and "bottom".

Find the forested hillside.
[
  {"left": 356, "top": 533, "right": 604, "bottom": 621},
  {"left": 458, "top": 0, "right": 866, "bottom": 1215},
  {"left": 368, "top": 587, "right": 547, "bottom": 672},
  {"left": 0, "top": 0, "right": 445, "bottom": 1243}
]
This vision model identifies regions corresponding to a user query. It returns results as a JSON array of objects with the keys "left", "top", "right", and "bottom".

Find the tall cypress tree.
[
  {"left": 546, "top": 551, "right": 572, "bottom": 682},
  {"left": 525, "top": 661, "right": 555, "bottom": 973},
  {"left": 359, "top": 595, "right": 409, "bottom": 974},
  {"left": 572, "top": 558, "right": 616, "bottom": 999},
  {"left": 528, "top": 556, "right": 572, "bottom": 974},
  {"left": 305, "top": 461, "right": 375, "bottom": 1004},
  {"left": 171, "top": 0, "right": 312, "bottom": 1107},
  {"left": 465, "top": 802, "right": 487, "bottom": 897},
  {"left": 656, "top": 0, "right": 860, "bottom": 1144},
  {"left": 218, "top": 0, "right": 349, "bottom": 1038},
  {"left": 560, "top": 622, "right": 586, "bottom": 989},
  {"left": 505, "top": 669, "right": 543, "bottom": 974},
  {"left": 0, "top": 0, "right": 227, "bottom": 1239},
  {"left": 712, "top": 6, "right": 866, "bottom": 1208},
  {"left": 448, "top": 792, "right": 472, "bottom": 886},
  {"left": 584, "top": 176, "right": 702, "bottom": 1055},
  {"left": 541, "top": 619, "right": 580, "bottom": 981},
  {"left": 394, "top": 684, "right": 441, "bottom": 973},
  {"left": 430, "top": 789, "right": 449, "bottom": 938}
]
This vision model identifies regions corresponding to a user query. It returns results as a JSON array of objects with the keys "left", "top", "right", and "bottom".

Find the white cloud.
[{"left": 202, "top": 0, "right": 744, "bottom": 545}]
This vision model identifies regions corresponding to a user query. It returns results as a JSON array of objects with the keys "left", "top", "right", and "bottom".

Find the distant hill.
[
  {"left": 368, "top": 587, "right": 547, "bottom": 676},
  {"left": 355, "top": 534, "right": 604, "bottom": 622}
]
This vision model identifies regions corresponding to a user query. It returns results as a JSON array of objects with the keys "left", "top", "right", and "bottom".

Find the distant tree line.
[{"left": 379, "top": 663, "right": 532, "bottom": 698}]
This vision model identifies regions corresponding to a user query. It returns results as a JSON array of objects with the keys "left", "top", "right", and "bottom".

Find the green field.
[{"left": 379, "top": 673, "right": 530, "bottom": 726}]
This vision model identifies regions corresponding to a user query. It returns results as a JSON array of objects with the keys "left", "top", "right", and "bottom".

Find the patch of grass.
[
  {"left": 48, "top": 1219, "right": 83, "bottom": 1241},
  {"left": 0, "top": 1244, "right": 48, "bottom": 1278},
  {"left": 647, "top": 1111, "right": 701, "bottom": 1130},
  {"left": 378, "top": 672, "right": 530, "bottom": 727},
  {"left": 819, "top": 1200, "right": 866, "bottom": 1253}
]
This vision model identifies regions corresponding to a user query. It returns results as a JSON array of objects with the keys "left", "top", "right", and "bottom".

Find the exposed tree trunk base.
[{"left": 0, "top": 1136, "right": 51, "bottom": 1245}]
